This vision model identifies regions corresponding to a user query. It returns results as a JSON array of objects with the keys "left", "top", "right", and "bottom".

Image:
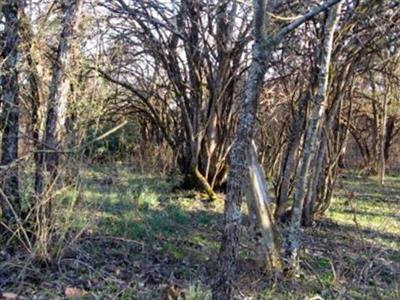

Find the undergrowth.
[{"left": 0, "top": 165, "right": 399, "bottom": 299}]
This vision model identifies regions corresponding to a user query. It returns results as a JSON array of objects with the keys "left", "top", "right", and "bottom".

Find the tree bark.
[
  {"left": 0, "top": 0, "right": 20, "bottom": 223},
  {"left": 379, "top": 93, "right": 388, "bottom": 185},
  {"left": 34, "top": 0, "right": 83, "bottom": 260},
  {"left": 303, "top": 131, "right": 326, "bottom": 226},
  {"left": 275, "top": 94, "right": 308, "bottom": 221},
  {"left": 19, "top": 8, "right": 42, "bottom": 158},
  {"left": 245, "top": 141, "right": 281, "bottom": 270},
  {"left": 285, "top": 2, "right": 342, "bottom": 274},
  {"left": 383, "top": 116, "right": 395, "bottom": 163},
  {"left": 35, "top": 0, "right": 83, "bottom": 196},
  {"left": 212, "top": 1, "right": 270, "bottom": 298},
  {"left": 214, "top": 0, "right": 344, "bottom": 296}
]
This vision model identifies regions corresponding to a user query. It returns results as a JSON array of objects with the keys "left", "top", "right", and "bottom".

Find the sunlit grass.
[
  {"left": 327, "top": 174, "right": 400, "bottom": 250},
  {"left": 53, "top": 165, "right": 399, "bottom": 299},
  {"left": 77, "top": 165, "right": 400, "bottom": 257},
  {"left": 71, "top": 165, "right": 222, "bottom": 265}
]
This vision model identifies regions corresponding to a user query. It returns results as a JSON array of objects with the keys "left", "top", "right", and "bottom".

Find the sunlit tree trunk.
[
  {"left": 245, "top": 142, "right": 280, "bottom": 270},
  {"left": 214, "top": 0, "right": 343, "bottom": 296},
  {"left": 370, "top": 78, "right": 380, "bottom": 174},
  {"left": 379, "top": 93, "right": 388, "bottom": 185},
  {"left": 303, "top": 132, "right": 325, "bottom": 226},
  {"left": 212, "top": 1, "right": 269, "bottom": 298},
  {"left": 0, "top": 0, "right": 20, "bottom": 223},
  {"left": 285, "top": 2, "right": 342, "bottom": 274}
]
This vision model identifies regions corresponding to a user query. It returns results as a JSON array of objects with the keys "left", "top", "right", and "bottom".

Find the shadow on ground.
[{"left": 0, "top": 166, "right": 399, "bottom": 299}]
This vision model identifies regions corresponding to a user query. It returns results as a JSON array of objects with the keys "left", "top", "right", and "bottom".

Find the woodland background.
[{"left": 0, "top": 0, "right": 399, "bottom": 299}]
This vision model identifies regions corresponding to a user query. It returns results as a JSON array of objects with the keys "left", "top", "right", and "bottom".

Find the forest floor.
[{"left": 1, "top": 165, "right": 399, "bottom": 299}]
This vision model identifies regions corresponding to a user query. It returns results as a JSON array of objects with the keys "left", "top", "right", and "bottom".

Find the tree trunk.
[
  {"left": 36, "top": 0, "right": 83, "bottom": 196},
  {"left": 275, "top": 94, "right": 308, "bottom": 221},
  {"left": 245, "top": 141, "right": 281, "bottom": 270},
  {"left": 20, "top": 9, "right": 42, "bottom": 156},
  {"left": 379, "top": 93, "right": 388, "bottom": 185},
  {"left": 0, "top": 0, "right": 20, "bottom": 223},
  {"left": 285, "top": 2, "right": 342, "bottom": 274},
  {"left": 214, "top": 0, "right": 344, "bottom": 295},
  {"left": 370, "top": 87, "right": 380, "bottom": 173},
  {"left": 19, "top": 9, "right": 43, "bottom": 221},
  {"left": 303, "top": 133, "right": 326, "bottom": 226},
  {"left": 212, "top": 0, "right": 269, "bottom": 298},
  {"left": 317, "top": 93, "right": 354, "bottom": 215},
  {"left": 383, "top": 116, "right": 395, "bottom": 163},
  {"left": 35, "top": 0, "right": 83, "bottom": 260}
]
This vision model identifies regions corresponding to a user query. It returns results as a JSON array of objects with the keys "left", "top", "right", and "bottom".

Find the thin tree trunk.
[
  {"left": 212, "top": 1, "right": 269, "bottom": 298},
  {"left": 214, "top": 0, "right": 343, "bottom": 296},
  {"left": 370, "top": 77, "right": 380, "bottom": 174},
  {"left": 275, "top": 94, "right": 308, "bottom": 221},
  {"left": 35, "top": 0, "right": 83, "bottom": 260},
  {"left": 35, "top": 0, "right": 83, "bottom": 196},
  {"left": 21, "top": 10, "right": 42, "bottom": 144},
  {"left": 0, "top": 0, "right": 20, "bottom": 223},
  {"left": 379, "top": 93, "right": 388, "bottom": 185},
  {"left": 318, "top": 93, "right": 354, "bottom": 215},
  {"left": 19, "top": 9, "right": 42, "bottom": 211},
  {"left": 303, "top": 132, "right": 326, "bottom": 226},
  {"left": 304, "top": 72, "right": 349, "bottom": 224},
  {"left": 383, "top": 116, "right": 395, "bottom": 163},
  {"left": 193, "top": 166, "right": 219, "bottom": 201},
  {"left": 285, "top": 2, "right": 342, "bottom": 274}
]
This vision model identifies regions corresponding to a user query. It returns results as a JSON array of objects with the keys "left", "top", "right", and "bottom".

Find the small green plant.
[
  {"left": 185, "top": 282, "right": 212, "bottom": 300},
  {"left": 136, "top": 188, "right": 159, "bottom": 210}
]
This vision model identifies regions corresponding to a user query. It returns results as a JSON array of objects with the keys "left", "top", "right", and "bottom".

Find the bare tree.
[
  {"left": 214, "top": 0, "right": 343, "bottom": 297},
  {"left": 98, "top": 0, "right": 252, "bottom": 200},
  {"left": 285, "top": 1, "right": 343, "bottom": 273}
]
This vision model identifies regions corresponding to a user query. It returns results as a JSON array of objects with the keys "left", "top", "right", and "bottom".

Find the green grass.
[
  {"left": 72, "top": 164, "right": 223, "bottom": 276},
  {"left": 2, "top": 165, "right": 399, "bottom": 299},
  {"left": 253, "top": 173, "right": 400, "bottom": 299},
  {"left": 77, "top": 164, "right": 220, "bottom": 237},
  {"left": 60, "top": 169, "right": 400, "bottom": 299},
  {"left": 185, "top": 282, "right": 212, "bottom": 300},
  {"left": 327, "top": 174, "right": 400, "bottom": 249}
]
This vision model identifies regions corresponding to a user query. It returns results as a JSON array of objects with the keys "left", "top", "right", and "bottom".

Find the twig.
[
  {"left": 84, "top": 235, "right": 145, "bottom": 247},
  {"left": 0, "top": 188, "right": 33, "bottom": 250},
  {"left": 302, "top": 259, "right": 326, "bottom": 289}
]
